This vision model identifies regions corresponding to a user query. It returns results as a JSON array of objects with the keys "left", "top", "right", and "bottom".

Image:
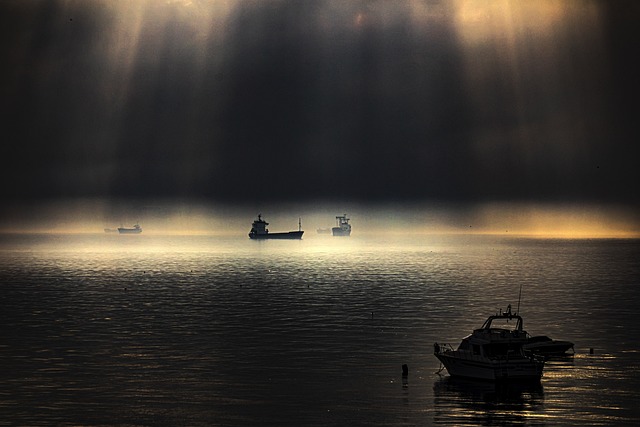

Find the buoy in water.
[{"left": 402, "top": 364, "right": 408, "bottom": 377}]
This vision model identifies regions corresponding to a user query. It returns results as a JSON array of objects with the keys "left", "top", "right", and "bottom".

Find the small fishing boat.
[
  {"left": 523, "top": 335, "right": 574, "bottom": 356},
  {"left": 434, "top": 306, "right": 545, "bottom": 381}
]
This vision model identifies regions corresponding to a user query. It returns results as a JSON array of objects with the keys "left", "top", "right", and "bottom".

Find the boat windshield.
[
  {"left": 457, "top": 338, "right": 471, "bottom": 351},
  {"left": 483, "top": 342, "right": 525, "bottom": 358},
  {"left": 528, "top": 336, "right": 552, "bottom": 343},
  {"left": 481, "top": 314, "right": 523, "bottom": 331}
]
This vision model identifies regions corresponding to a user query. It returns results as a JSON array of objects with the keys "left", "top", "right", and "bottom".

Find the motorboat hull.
[{"left": 436, "top": 352, "right": 544, "bottom": 381}]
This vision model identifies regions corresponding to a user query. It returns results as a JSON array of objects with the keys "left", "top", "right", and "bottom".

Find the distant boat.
[
  {"left": 249, "top": 214, "right": 303, "bottom": 240},
  {"left": 118, "top": 224, "right": 142, "bottom": 234},
  {"left": 332, "top": 214, "right": 351, "bottom": 236}
]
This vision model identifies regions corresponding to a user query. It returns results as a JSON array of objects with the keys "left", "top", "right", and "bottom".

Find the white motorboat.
[{"left": 434, "top": 306, "right": 545, "bottom": 381}]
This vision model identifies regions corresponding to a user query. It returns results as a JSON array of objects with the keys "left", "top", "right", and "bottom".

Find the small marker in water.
[
  {"left": 402, "top": 364, "right": 408, "bottom": 377},
  {"left": 590, "top": 348, "right": 594, "bottom": 354}
]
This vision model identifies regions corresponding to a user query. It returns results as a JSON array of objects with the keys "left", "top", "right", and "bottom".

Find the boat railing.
[
  {"left": 434, "top": 342, "right": 542, "bottom": 364},
  {"left": 434, "top": 346, "right": 488, "bottom": 363},
  {"left": 433, "top": 342, "right": 454, "bottom": 354},
  {"left": 530, "top": 353, "right": 546, "bottom": 364},
  {"left": 475, "top": 328, "right": 527, "bottom": 341}
]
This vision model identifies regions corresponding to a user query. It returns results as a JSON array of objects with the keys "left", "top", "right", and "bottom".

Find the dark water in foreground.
[{"left": 1, "top": 234, "right": 639, "bottom": 426}]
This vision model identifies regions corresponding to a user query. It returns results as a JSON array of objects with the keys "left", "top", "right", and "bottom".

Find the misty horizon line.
[
  {"left": 1, "top": 229, "right": 638, "bottom": 239},
  {"left": 1, "top": 198, "right": 638, "bottom": 239}
]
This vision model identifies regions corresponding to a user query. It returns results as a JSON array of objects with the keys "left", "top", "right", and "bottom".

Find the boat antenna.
[
  {"left": 516, "top": 283, "right": 523, "bottom": 315},
  {"left": 298, "top": 217, "right": 301, "bottom": 232}
]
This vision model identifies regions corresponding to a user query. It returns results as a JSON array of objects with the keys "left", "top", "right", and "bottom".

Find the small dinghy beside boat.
[{"left": 523, "top": 335, "right": 574, "bottom": 356}]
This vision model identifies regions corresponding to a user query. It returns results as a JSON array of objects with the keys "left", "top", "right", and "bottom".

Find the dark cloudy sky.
[{"left": 1, "top": 0, "right": 639, "bottom": 209}]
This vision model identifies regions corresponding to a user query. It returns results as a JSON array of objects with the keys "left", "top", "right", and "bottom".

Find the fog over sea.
[{"left": 1, "top": 233, "right": 639, "bottom": 426}]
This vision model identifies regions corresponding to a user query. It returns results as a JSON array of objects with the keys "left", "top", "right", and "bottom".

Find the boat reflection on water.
[{"left": 433, "top": 377, "right": 544, "bottom": 425}]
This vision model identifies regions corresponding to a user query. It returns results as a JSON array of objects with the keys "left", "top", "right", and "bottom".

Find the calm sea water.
[{"left": 1, "top": 233, "right": 639, "bottom": 426}]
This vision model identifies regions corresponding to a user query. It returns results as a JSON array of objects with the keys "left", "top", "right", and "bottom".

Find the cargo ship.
[
  {"left": 249, "top": 214, "right": 303, "bottom": 240},
  {"left": 332, "top": 214, "right": 351, "bottom": 236}
]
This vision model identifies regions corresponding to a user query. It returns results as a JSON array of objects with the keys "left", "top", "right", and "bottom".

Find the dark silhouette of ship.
[
  {"left": 332, "top": 214, "right": 351, "bottom": 236},
  {"left": 249, "top": 214, "right": 303, "bottom": 240},
  {"left": 118, "top": 224, "right": 142, "bottom": 234}
]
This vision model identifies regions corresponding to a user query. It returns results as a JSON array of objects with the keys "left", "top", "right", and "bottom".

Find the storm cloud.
[{"left": 1, "top": 0, "right": 638, "bottom": 207}]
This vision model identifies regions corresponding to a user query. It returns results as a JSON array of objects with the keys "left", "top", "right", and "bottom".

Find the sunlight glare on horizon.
[{"left": 0, "top": 199, "right": 637, "bottom": 239}]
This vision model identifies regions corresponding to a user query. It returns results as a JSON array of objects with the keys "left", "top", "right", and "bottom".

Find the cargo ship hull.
[
  {"left": 332, "top": 227, "right": 351, "bottom": 236},
  {"left": 249, "top": 231, "right": 303, "bottom": 240},
  {"left": 118, "top": 224, "right": 142, "bottom": 234}
]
